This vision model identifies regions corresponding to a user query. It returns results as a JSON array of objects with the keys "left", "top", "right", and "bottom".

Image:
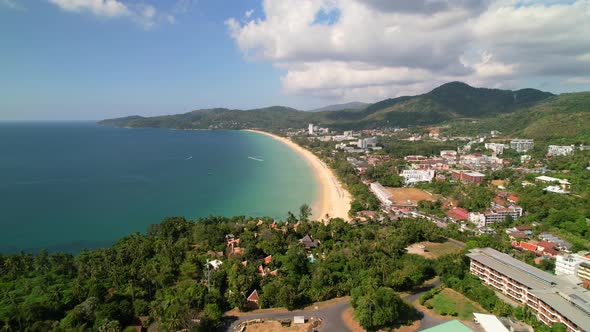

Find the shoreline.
[{"left": 244, "top": 130, "right": 351, "bottom": 221}]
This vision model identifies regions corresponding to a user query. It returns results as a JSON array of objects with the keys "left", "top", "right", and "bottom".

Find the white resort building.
[
  {"left": 400, "top": 169, "right": 435, "bottom": 185},
  {"left": 369, "top": 182, "right": 392, "bottom": 207}
]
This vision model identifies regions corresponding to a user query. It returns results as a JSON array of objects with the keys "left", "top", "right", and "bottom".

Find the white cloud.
[
  {"left": 226, "top": 0, "right": 590, "bottom": 101},
  {"left": 48, "top": 0, "right": 130, "bottom": 17},
  {"left": 48, "top": 0, "right": 180, "bottom": 29},
  {"left": 245, "top": 9, "right": 254, "bottom": 18}
]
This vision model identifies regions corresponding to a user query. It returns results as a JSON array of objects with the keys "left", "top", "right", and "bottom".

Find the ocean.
[{"left": 0, "top": 122, "right": 317, "bottom": 253}]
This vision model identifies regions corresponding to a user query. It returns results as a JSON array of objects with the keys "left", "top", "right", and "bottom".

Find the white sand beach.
[{"left": 244, "top": 130, "right": 352, "bottom": 221}]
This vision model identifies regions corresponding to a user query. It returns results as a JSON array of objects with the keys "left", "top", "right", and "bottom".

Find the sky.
[{"left": 1, "top": 0, "right": 590, "bottom": 120}]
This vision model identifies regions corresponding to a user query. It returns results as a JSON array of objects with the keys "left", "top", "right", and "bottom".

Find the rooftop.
[
  {"left": 473, "top": 313, "right": 509, "bottom": 332},
  {"left": 421, "top": 320, "right": 473, "bottom": 332},
  {"left": 468, "top": 248, "right": 590, "bottom": 330},
  {"left": 465, "top": 171, "right": 486, "bottom": 177}
]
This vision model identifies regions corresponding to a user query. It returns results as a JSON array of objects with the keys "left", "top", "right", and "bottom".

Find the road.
[
  {"left": 227, "top": 278, "right": 450, "bottom": 332},
  {"left": 406, "top": 211, "right": 449, "bottom": 229},
  {"left": 402, "top": 279, "right": 450, "bottom": 331},
  {"left": 226, "top": 299, "right": 352, "bottom": 332}
]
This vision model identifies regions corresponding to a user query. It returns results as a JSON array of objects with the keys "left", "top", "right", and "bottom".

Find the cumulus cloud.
[
  {"left": 226, "top": 0, "right": 590, "bottom": 101},
  {"left": 48, "top": 0, "right": 180, "bottom": 29}
]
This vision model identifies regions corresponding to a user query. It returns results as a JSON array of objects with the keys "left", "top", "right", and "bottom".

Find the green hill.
[
  {"left": 99, "top": 82, "right": 555, "bottom": 130},
  {"left": 444, "top": 92, "right": 590, "bottom": 144}
]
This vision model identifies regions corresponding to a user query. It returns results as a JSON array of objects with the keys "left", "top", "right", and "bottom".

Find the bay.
[{"left": 0, "top": 122, "right": 317, "bottom": 253}]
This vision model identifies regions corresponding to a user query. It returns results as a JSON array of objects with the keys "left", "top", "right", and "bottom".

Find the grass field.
[
  {"left": 385, "top": 187, "right": 437, "bottom": 206},
  {"left": 426, "top": 288, "right": 485, "bottom": 320},
  {"left": 406, "top": 241, "right": 463, "bottom": 259}
]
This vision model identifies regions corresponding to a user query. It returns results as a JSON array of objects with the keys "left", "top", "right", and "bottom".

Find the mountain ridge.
[
  {"left": 99, "top": 82, "right": 555, "bottom": 130},
  {"left": 309, "top": 102, "right": 369, "bottom": 112}
]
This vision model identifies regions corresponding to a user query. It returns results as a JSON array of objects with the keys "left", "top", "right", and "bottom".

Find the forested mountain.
[
  {"left": 444, "top": 92, "right": 590, "bottom": 144},
  {"left": 99, "top": 82, "right": 554, "bottom": 130},
  {"left": 309, "top": 102, "right": 369, "bottom": 112}
]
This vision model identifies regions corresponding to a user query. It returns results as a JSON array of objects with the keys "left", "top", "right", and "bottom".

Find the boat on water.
[
  {"left": 248, "top": 156, "right": 264, "bottom": 162},
  {"left": 185, "top": 156, "right": 193, "bottom": 160}
]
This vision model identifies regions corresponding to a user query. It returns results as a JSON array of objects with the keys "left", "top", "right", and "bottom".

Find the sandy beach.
[{"left": 244, "top": 130, "right": 352, "bottom": 221}]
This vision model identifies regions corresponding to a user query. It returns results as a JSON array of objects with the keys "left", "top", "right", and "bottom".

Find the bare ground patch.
[
  {"left": 341, "top": 307, "right": 365, "bottom": 332},
  {"left": 406, "top": 241, "right": 463, "bottom": 259},
  {"left": 385, "top": 188, "right": 438, "bottom": 206},
  {"left": 244, "top": 320, "right": 317, "bottom": 332}
]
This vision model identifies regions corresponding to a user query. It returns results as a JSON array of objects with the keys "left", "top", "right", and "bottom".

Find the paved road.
[
  {"left": 227, "top": 279, "right": 450, "bottom": 332},
  {"left": 402, "top": 279, "right": 449, "bottom": 331},
  {"left": 226, "top": 299, "right": 352, "bottom": 332}
]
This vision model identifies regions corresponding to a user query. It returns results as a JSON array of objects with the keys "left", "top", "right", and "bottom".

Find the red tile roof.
[
  {"left": 520, "top": 242, "right": 538, "bottom": 252},
  {"left": 508, "top": 195, "right": 519, "bottom": 202},
  {"left": 247, "top": 290, "right": 259, "bottom": 302},
  {"left": 537, "top": 241, "right": 556, "bottom": 250},
  {"left": 445, "top": 208, "right": 469, "bottom": 220},
  {"left": 543, "top": 248, "right": 559, "bottom": 256}
]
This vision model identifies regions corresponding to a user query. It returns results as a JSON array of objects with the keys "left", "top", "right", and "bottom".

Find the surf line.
[{"left": 248, "top": 156, "right": 264, "bottom": 162}]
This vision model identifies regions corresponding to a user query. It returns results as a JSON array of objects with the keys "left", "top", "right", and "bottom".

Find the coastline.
[{"left": 244, "top": 130, "right": 352, "bottom": 221}]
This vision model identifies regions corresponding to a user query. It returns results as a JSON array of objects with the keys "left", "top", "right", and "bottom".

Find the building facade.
[
  {"left": 369, "top": 182, "right": 392, "bottom": 207},
  {"left": 483, "top": 207, "right": 523, "bottom": 226},
  {"left": 556, "top": 254, "right": 590, "bottom": 276},
  {"left": 468, "top": 248, "right": 590, "bottom": 332},
  {"left": 510, "top": 139, "right": 534, "bottom": 152},
  {"left": 452, "top": 170, "right": 486, "bottom": 184},
  {"left": 485, "top": 143, "right": 507, "bottom": 155},
  {"left": 548, "top": 145, "right": 574, "bottom": 157},
  {"left": 400, "top": 169, "right": 435, "bottom": 185},
  {"left": 578, "top": 263, "right": 590, "bottom": 289}
]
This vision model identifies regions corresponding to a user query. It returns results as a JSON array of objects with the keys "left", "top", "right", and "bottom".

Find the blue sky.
[
  {"left": 1, "top": 0, "right": 590, "bottom": 120},
  {"left": 0, "top": 0, "right": 323, "bottom": 120}
]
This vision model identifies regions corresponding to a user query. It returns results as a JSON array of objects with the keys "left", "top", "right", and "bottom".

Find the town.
[{"left": 263, "top": 122, "right": 590, "bottom": 332}]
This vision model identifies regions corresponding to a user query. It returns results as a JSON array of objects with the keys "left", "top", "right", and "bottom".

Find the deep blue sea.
[{"left": 0, "top": 122, "right": 317, "bottom": 253}]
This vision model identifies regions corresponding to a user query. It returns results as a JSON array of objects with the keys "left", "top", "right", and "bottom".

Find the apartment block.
[
  {"left": 510, "top": 139, "right": 534, "bottom": 152},
  {"left": 485, "top": 143, "right": 507, "bottom": 155},
  {"left": 483, "top": 207, "right": 523, "bottom": 226},
  {"left": 556, "top": 254, "right": 590, "bottom": 276},
  {"left": 468, "top": 248, "right": 590, "bottom": 332},
  {"left": 548, "top": 145, "right": 575, "bottom": 157},
  {"left": 369, "top": 182, "right": 392, "bottom": 207},
  {"left": 452, "top": 170, "right": 486, "bottom": 184},
  {"left": 400, "top": 169, "right": 435, "bottom": 185}
]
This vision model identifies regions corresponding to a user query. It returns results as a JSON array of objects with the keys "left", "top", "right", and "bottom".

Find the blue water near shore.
[{"left": 0, "top": 122, "right": 317, "bottom": 253}]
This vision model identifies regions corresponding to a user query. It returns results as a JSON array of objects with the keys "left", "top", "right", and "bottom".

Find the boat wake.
[
  {"left": 248, "top": 156, "right": 264, "bottom": 162},
  {"left": 185, "top": 156, "right": 193, "bottom": 160}
]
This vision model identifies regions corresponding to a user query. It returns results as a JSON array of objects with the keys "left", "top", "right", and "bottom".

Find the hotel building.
[
  {"left": 468, "top": 248, "right": 590, "bottom": 332},
  {"left": 369, "top": 182, "right": 392, "bottom": 207},
  {"left": 510, "top": 139, "right": 535, "bottom": 153},
  {"left": 548, "top": 145, "right": 575, "bottom": 157}
]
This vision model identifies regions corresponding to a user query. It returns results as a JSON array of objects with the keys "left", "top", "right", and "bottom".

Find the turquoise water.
[{"left": 0, "top": 122, "right": 317, "bottom": 253}]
